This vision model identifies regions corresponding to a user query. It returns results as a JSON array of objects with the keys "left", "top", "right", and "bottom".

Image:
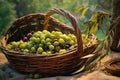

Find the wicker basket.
[
  {"left": 0, "top": 8, "right": 96, "bottom": 76},
  {"left": 104, "top": 58, "right": 120, "bottom": 76}
]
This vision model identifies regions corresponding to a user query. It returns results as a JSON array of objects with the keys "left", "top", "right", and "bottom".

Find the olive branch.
[{"left": 72, "top": 11, "right": 117, "bottom": 75}]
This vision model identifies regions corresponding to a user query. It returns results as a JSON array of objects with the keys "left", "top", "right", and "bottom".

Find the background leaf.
[
  {"left": 80, "top": 7, "right": 89, "bottom": 19},
  {"left": 90, "top": 23, "right": 98, "bottom": 34}
]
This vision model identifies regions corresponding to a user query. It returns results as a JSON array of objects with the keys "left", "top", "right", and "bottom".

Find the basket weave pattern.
[
  {"left": 0, "top": 9, "right": 96, "bottom": 76},
  {"left": 104, "top": 58, "right": 120, "bottom": 76}
]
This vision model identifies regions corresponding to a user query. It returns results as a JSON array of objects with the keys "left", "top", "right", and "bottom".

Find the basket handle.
[{"left": 43, "top": 8, "right": 83, "bottom": 56}]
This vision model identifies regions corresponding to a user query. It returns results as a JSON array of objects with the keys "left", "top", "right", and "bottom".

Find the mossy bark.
[{"left": 111, "top": 0, "right": 120, "bottom": 51}]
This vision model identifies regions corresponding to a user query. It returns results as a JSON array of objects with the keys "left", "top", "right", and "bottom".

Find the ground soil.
[{"left": 0, "top": 53, "right": 8, "bottom": 65}]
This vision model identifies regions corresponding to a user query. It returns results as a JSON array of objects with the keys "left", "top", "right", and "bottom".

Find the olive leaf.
[
  {"left": 93, "top": 5, "right": 97, "bottom": 11},
  {"left": 83, "top": 11, "right": 110, "bottom": 34},
  {"left": 108, "top": 35, "right": 113, "bottom": 46},
  {"left": 117, "top": 39, "right": 120, "bottom": 48},
  {"left": 89, "top": 23, "right": 98, "bottom": 34},
  {"left": 80, "top": 7, "right": 89, "bottom": 19},
  {"left": 71, "top": 66, "right": 85, "bottom": 75},
  {"left": 93, "top": 41, "right": 103, "bottom": 53}
]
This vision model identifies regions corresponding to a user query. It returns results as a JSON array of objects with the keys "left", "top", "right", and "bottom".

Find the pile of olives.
[{"left": 6, "top": 30, "right": 77, "bottom": 55}]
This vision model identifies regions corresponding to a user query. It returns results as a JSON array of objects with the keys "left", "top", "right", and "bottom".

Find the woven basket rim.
[{"left": 104, "top": 58, "right": 120, "bottom": 71}]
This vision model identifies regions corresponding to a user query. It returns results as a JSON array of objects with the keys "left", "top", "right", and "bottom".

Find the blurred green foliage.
[
  {"left": 0, "top": 0, "right": 16, "bottom": 37},
  {"left": 0, "top": 0, "right": 112, "bottom": 38}
]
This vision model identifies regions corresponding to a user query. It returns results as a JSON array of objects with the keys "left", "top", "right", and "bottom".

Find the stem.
[{"left": 106, "top": 16, "right": 120, "bottom": 37}]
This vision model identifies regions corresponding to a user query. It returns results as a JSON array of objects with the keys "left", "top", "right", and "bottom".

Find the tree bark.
[
  {"left": 111, "top": 0, "right": 120, "bottom": 51},
  {"left": 13, "top": 0, "right": 20, "bottom": 18}
]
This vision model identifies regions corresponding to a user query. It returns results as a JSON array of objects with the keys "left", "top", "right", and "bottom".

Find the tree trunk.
[
  {"left": 13, "top": 0, "right": 20, "bottom": 18},
  {"left": 111, "top": 0, "right": 120, "bottom": 51}
]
